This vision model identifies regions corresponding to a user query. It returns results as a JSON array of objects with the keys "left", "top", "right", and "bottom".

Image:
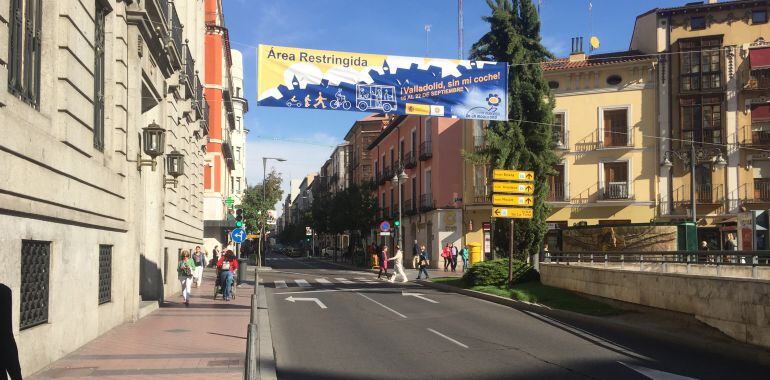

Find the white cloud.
[{"left": 245, "top": 133, "right": 340, "bottom": 214}]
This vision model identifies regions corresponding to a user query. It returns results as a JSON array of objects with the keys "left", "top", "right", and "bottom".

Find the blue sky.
[{"left": 225, "top": 0, "right": 684, "bottom": 211}]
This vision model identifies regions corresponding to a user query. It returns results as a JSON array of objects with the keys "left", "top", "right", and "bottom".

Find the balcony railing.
[
  {"left": 696, "top": 184, "right": 715, "bottom": 204},
  {"left": 473, "top": 190, "right": 491, "bottom": 204},
  {"left": 380, "top": 166, "right": 392, "bottom": 185},
  {"left": 553, "top": 129, "right": 569, "bottom": 149},
  {"left": 682, "top": 129, "right": 722, "bottom": 146},
  {"left": 754, "top": 180, "right": 770, "bottom": 202},
  {"left": 404, "top": 199, "right": 416, "bottom": 215},
  {"left": 183, "top": 44, "right": 195, "bottom": 99},
  {"left": 419, "top": 193, "right": 435, "bottom": 212},
  {"left": 601, "top": 182, "right": 629, "bottom": 200},
  {"left": 601, "top": 127, "right": 632, "bottom": 148},
  {"left": 403, "top": 151, "right": 416, "bottom": 169},
  {"left": 473, "top": 136, "right": 486, "bottom": 151},
  {"left": 419, "top": 141, "right": 433, "bottom": 160},
  {"left": 547, "top": 181, "right": 566, "bottom": 202},
  {"left": 743, "top": 69, "right": 770, "bottom": 90},
  {"left": 167, "top": 2, "right": 183, "bottom": 68},
  {"left": 739, "top": 123, "right": 770, "bottom": 146}
]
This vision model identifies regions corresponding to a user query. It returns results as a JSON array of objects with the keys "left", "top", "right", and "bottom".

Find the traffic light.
[
  {"left": 394, "top": 220, "right": 400, "bottom": 227},
  {"left": 235, "top": 208, "right": 243, "bottom": 228}
]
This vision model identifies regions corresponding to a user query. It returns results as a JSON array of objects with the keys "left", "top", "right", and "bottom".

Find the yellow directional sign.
[
  {"left": 247, "top": 234, "right": 259, "bottom": 239},
  {"left": 493, "top": 194, "right": 534, "bottom": 206},
  {"left": 492, "top": 182, "right": 534, "bottom": 194},
  {"left": 493, "top": 169, "right": 535, "bottom": 182},
  {"left": 492, "top": 207, "right": 534, "bottom": 219}
]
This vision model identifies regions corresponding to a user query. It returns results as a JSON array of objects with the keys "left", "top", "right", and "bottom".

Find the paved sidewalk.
[{"left": 30, "top": 269, "right": 251, "bottom": 380}]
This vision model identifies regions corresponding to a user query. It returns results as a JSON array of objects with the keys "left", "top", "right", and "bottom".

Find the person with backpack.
[
  {"left": 177, "top": 250, "right": 196, "bottom": 306},
  {"left": 377, "top": 245, "right": 390, "bottom": 280},
  {"left": 416, "top": 245, "right": 430, "bottom": 280}
]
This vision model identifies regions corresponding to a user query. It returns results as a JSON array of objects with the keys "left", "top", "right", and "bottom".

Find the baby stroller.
[{"left": 213, "top": 268, "right": 237, "bottom": 300}]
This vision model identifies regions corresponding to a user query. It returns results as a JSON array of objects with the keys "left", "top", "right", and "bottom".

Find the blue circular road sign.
[
  {"left": 379, "top": 221, "right": 391, "bottom": 232},
  {"left": 231, "top": 228, "right": 246, "bottom": 243}
]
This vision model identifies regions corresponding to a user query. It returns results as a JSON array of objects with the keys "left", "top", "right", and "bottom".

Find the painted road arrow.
[
  {"left": 402, "top": 291, "right": 438, "bottom": 303},
  {"left": 285, "top": 296, "right": 327, "bottom": 309}
]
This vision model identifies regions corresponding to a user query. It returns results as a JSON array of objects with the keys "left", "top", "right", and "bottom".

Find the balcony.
[
  {"left": 380, "top": 166, "right": 392, "bottom": 185},
  {"left": 601, "top": 127, "right": 633, "bottom": 148},
  {"left": 547, "top": 181, "right": 567, "bottom": 202},
  {"left": 681, "top": 129, "right": 722, "bottom": 146},
  {"left": 601, "top": 182, "right": 629, "bottom": 200},
  {"left": 743, "top": 69, "right": 770, "bottom": 91},
  {"left": 167, "top": 1, "right": 183, "bottom": 69},
  {"left": 696, "top": 184, "right": 718, "bottom": 204},
  {"left": 419, "top": 141, "right": 433, "bottom": 161},
  {"left": 419, "top": 193, "right": 435, "bottom": 212},
  {"left": 552, "top": 129, "right": 569, "bottom": 150},
  {"left": 752, "top": 180, "right": 770, "bottom": 203},
  {"left": 183, "top": 44, "right": 195, "bottom": 100},
  {"left": 403, "top": 151, "right": 417, "bottom": 169},
  {"left": 739, "top": 123, "right": 770, "bottom": 146},
  {"left": 472, "top": 136, "right": 486, "bottom": 152},
  {"left": 404, "top": 199, "right": 416, "bottom": 215}
]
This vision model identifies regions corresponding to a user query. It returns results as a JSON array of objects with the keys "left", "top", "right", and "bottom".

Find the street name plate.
[
  {"left": 492, "top": 182, "right": 534, "bottom": 194},
  {"left": 379, "top": 231, "right": 391, "bottom": 236},
  {"left": 492, "top": 207, "right": 533, "bottom": 219},
  {"left": 492, "top": 169, "right": 534, "bottom": 182},
  {"left": 492, "top": 194, "right": 534, "bottom": 206}
]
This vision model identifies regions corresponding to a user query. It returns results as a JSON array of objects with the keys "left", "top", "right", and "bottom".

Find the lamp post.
[
  {"left": 662, "top": 143, "right": 727, "bottom": 224},
  {"left": 392, "top": 170, "right": 408, "bottom": 250},
  {"left": 246, "top": 156, "right": 284, "bottom": 379}
]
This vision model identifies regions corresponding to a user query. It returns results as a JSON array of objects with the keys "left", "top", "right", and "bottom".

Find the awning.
[
  {"left": 749, "top": 47, "right": 770, "bottom": 70},
  {"left": 752, "top": 104, "right": 770, "bottom": 122}
]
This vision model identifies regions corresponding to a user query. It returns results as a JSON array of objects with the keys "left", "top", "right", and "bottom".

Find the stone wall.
[
  {"left": 540, "top": 263, "right": 770, "bottom": 348},
  {"left": 562, "top": 225, "right": 678, "bottom": 251}
]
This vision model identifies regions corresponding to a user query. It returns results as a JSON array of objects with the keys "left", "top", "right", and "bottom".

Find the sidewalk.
[{"left": 29, "top": 269, "right": 251, "bottom": 380}]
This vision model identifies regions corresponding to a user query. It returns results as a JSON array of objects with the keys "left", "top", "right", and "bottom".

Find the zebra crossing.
[{"left": 267, "top": 277, "right": 389, "bottom": 288}]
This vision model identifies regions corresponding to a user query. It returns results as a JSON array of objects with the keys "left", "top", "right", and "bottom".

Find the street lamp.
[
  {"left": 135, "top": 121, "right": 166, "bottom": 171},
  {"left": 662, "top": 143, "right": 726, "bottom": 223},
  {"left": 164, "top": 150, "right": 185, "bottom": 188},
  {"left": 259, "top": 157, "right": 286, "bottom": 270},
  {"left": 392, "top": 169, "right": 408, "bottom": 250}
]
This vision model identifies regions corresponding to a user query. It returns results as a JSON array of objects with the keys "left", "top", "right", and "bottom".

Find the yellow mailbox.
[{"left": 468, "top": 243, "right": 482, "bottom": 264}]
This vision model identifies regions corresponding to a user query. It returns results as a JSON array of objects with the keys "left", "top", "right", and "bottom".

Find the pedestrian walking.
[
  {"left": 210, "top": 245, "right": 220, "bottom": 267},
  {"left": 724, "top": 233, "right": 737, "bottom": 264},
  {"left": 412, "top": 239, "right": 420, "bottom": 269},
  {"left": 388, "top": 245, "right": 408, "bottom": 283},
  {"left": 377, "top": 245, "right": 390, "bottom": 280},
  {"left": 416, "top": 245, "right": 430, "bottom": 280},
  {"left": 192, "top": 246, "right": 205, "bottom": 288},
  {"left": 217, "top": 250, "right": 239, "bottom": 301},
  {"left": 461, "top": 245, "right": 469, "bottom": 272},
  {"left": 1, "top": 284, "right": 22, "bottom": 380},
  {"left": 442, "top": 244, "right": 451, "bottom": 272},
  {"left": 177, "top": 250, "right": 196, "bottom": 306},
  {"left": 450, "top": 244, "right": 459, "bottom": 272}
]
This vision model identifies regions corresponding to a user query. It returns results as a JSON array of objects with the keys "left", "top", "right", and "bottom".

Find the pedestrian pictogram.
[
  {"left": 492, "top": 207, "right": 533, "bottom": 219},
  {"left": 492, "top": 182, "right": 534, "bottom": 194}
]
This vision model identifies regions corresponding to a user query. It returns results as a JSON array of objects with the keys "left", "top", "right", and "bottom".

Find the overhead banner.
[{"left": 257, "top": 44, "right": 508, "bottom": 121}]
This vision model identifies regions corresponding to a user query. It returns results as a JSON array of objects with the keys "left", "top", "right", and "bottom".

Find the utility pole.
[
  {"left": 424, "top": 24, "right": 431, "bottom": 57},
  {"left": 458, "top": 0, "right": 464, "bottom": 59},
  {"left": 508, "top": 219, "right": 515, "bottom": 286}
]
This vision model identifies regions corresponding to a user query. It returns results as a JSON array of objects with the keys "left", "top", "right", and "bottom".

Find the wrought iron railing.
[
  {"left": 553, "top": 129, "right": 568, "bottom": 149},
  {"left": 601, "top": 182, "right": 629, "bottom": 200},
  {"left": 419, "top": 193, "right": 435, "bottom": 212},
  {"left": 682, "top": 129, "right": 722, "bottom": 145},
  {"left": 20, "top": 240, "right": 50, "bottom": 330},
  {"left": 547, "top": 181, "right": 566, "bottom": 201},
  {"left": 602, "top": 126, "right": 631, "bottom": 147},
  {"left": 419, "top": 141, "right": 433, "bottom": 160},
  {"left": 696, "top": 184, "right": 714, "bottom": 203},
  {"left": 404, "top": 151, "right": 417, "bottom": 168},
  {"left": 98, "top": 245, "right": 112, "bottom": 304},
  {"left": 754, "top": 180, "right": 770, "bottom": 202},
  {"left": 544, "top": 251, "right": 770, "bottom": 266},
  {"left": 168, "top": 2, "right": 183, "bottom": 65},
  {"left": 744, "top": 68, "right": 770, "bottom": 90},
  {"left": 183, "top": 44, "right": 195, "bottom": 99}
]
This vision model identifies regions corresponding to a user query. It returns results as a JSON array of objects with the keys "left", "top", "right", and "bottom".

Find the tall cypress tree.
[{"left": 470, "top": 0, "right": 558, "bottom": 261}]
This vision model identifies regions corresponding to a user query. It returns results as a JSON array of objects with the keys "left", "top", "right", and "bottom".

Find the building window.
[
  {"left": 473, "top": 165, "right": 488, "bottom": 202},
  {"left": 752, "top": 10, "right": 768, "bottom": 24},
  {"left": 411, "top": 130, "right": 417, "bottom": 153},
  {"left": 20, "top": 240, "right": 50, "bottom": 330},
  {"left": 553, "top": 113, "right": 566, "bottom": 147},
  {"left": 606, "top": 75, "right": 622, "bottom": 85},
  {"left": 236, "top": 116, "right": 241, "bottom": 130},
  {"left": 399, "top": 139, "right": 404, "bottom": 162},
  {"left": 602, "top": 162, "right": 629, "bottom": 199},
  {"left": 8, "top": 0, "right": 43, "bottom": 108},
  {"left": 690, "top": 16, "right": 706, "bottom": 30},
  {"left": 695, "top": 165, "right": 713, "bottom": 203},
  {"left": 424, "top": 118, "right": 432, "bottom": 142},
  {"left": 548, "top": 164, "right": 566, "bottom": 201},
  {"left": 548, "top": 80, "right": 559, "bottom": 90},
  {"left": 236, "top": 147, "right": 241, "bottom": 162},
  {"left": 680, "top": 37, "right": 722, "bottom": 92},
  {"left": 93, "top": 1, "right": 108, "bottom": 151},
  {"left": 681, "top": 96, "right": 722, "bottom": 145},
  {"left": 602, "top": 109, "right": 629, "bottom": 147},
  {"left": 98, "top": 245, "right": 112, "bottom": 304}
]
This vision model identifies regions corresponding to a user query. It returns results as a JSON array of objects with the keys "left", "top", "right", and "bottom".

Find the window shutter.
[
  {"left": 23, "top": 0, "right": 35, "bottom": 102},
  {"left": 32, "top": 0, "right": 42, "bottom": 105},
  {"left": 8, "top": 0, "right": 24, "bottom": 93}
]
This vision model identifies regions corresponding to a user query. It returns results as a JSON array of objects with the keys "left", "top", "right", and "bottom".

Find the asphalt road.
[{"left": 258, "top": 251, "right": 770, "bottom": 380}]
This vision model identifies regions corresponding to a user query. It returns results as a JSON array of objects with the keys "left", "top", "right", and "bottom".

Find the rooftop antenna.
[
  {"left": 424, "top": 24, "right": 432, "bottom": 57},
  {"left": 458, "top": 0, "right": 464, "bottom": 59}
]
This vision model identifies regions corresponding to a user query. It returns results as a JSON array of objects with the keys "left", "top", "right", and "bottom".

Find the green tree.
[
  {"left": 469, "top": 0, "right": 558, "bottom": 262},
  {"left": 240, "top": 170, "right": 284, "bottom": 235}
]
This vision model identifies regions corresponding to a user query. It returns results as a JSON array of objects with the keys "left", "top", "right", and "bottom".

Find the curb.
[
  {"left": 257, "top": 284, "right": 277, "bottom": 380},
  {"left": 418, "top": 280, "right": 770, "bottom": 367}
]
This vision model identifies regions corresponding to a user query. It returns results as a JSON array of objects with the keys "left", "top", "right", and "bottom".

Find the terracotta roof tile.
[{"left": 541, "top": 50, "right": 653, "bottom": 72}]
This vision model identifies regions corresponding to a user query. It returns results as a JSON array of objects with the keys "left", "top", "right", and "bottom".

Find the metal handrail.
[{"left": 544, "top": 250, "right": 770, "bottom": 266}]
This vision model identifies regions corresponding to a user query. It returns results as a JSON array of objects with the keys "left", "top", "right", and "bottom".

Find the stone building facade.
[{"left": 0, "top": 0, "right": 209, "bottom": 375}]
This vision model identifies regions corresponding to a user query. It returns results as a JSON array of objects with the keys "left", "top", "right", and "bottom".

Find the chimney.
[{"left": 569, "top": 37, "right": 586, "bottom": 62}]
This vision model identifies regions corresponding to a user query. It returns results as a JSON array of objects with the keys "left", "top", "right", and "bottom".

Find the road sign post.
[{"left": 491, "top": 168, "right": 535, "bottom": 286}]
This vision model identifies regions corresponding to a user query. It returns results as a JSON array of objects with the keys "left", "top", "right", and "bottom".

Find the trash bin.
[{"left": 468, "top": 243, "right": 482, "bottom": 264}]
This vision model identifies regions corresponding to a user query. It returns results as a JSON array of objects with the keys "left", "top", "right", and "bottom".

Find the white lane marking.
[
  {"left": 285, "top": 296, "right": 327, "bottom": 309},
  {"left": 275, "top": 287, "right": 392, "bottom": 295},
  {"left": 355, "top": 277, "right": 377, "bottom": 283},
  {"left": 295, "top": 279, "right": 312, "bottom": 288},
  {"left": 356, "top": 292, "right": 407, "bottom": 319},
  {"left": 316, "top": 278, "right": 332, "bottom": 285},
  {"left": 402, "top": 291, "right": 439, "bottom": 303},
  {"left": 427, "top": 328, "right": 468, "bottom": 349},
  {"left": 334, "top": 278, "right": 354, "bottom": 284},
  {"left": 618, "top": 362, "right": 697, "bottom": 380},
  {"left": 274, "top": 281, "right": 288, "bottom": 289}
]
